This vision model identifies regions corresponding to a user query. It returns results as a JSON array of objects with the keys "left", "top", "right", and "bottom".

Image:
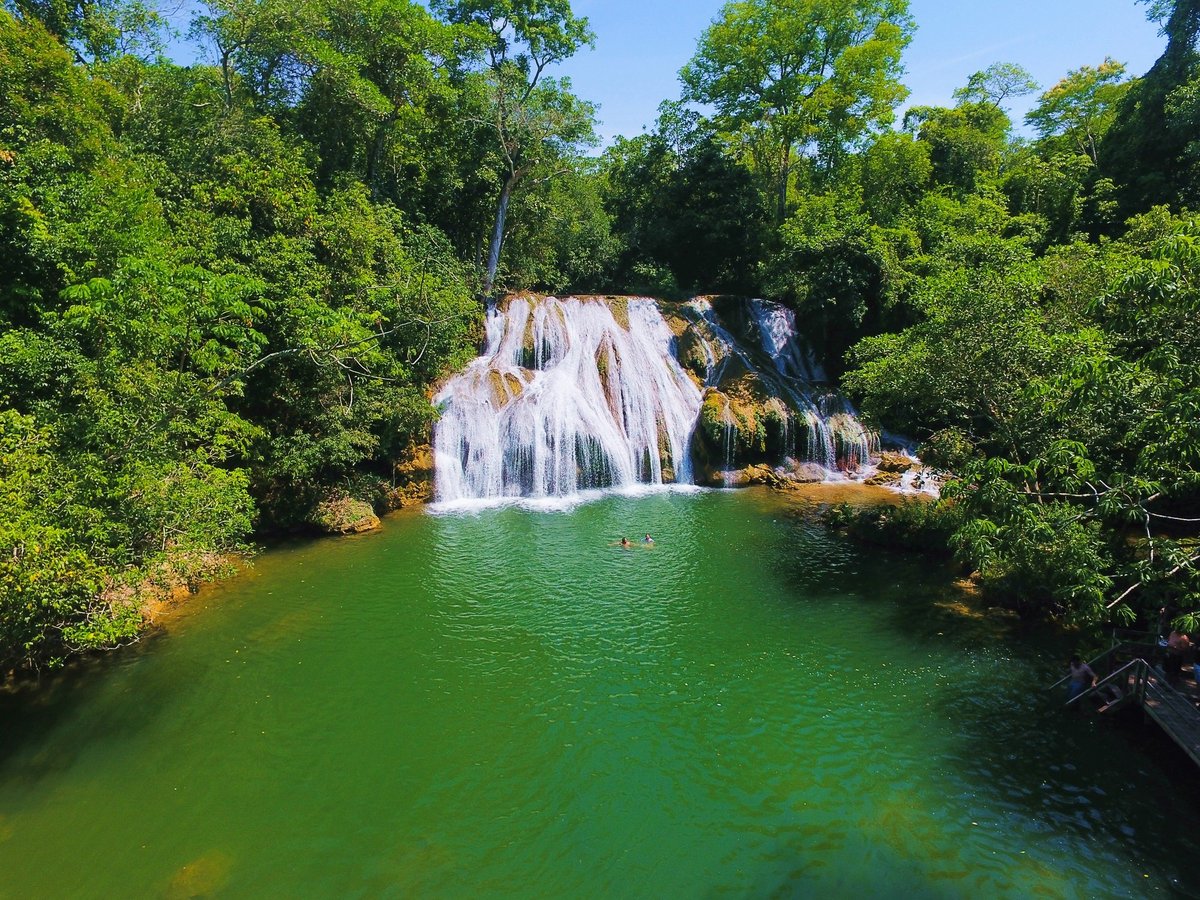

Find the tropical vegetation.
[{"left": 2, "top": 0, "right": 1198, "bottom": 670}]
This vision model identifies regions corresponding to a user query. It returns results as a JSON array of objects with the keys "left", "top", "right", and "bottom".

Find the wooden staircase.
[{"left": 1054, "top": 643, "right": 1200, "bottom": 770}]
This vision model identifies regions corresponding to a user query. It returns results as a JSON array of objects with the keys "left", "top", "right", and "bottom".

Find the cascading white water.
[
  {"left": 433, "top": 294, "right": 885, "bottom": 502},
  {"left": 433, "top": 296, "right": 702, "bottom": 502},
  {"left": 748, "top": 300, "right": 876, "bottom": 471}
]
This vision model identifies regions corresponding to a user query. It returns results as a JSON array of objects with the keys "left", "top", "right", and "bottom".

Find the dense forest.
[{"left": 1, "top": 0, "right": 1198, "bottom": 671}]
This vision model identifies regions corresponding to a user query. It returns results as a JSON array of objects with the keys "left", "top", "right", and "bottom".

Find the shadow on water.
[
  {"left": 0, "top": 629, "right": 172, "bottom": 771},
  {"left": 769, "top": 511, "right": 1200, "bottom": 897},
  {"left": 2, "top": 490, "right": 1198, "bottom": 898}
]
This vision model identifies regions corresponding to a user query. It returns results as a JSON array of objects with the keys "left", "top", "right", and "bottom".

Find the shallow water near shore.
[{"left": 1, "top": 489, "right": 1197, "bottom": 898}]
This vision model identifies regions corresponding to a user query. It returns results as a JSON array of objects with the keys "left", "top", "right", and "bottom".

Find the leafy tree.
[
  {"left": 1099, "top": 0, "right": 1200, "bottom": 216},
  {"left": 680, "top": 0, "right": 913, "bottom": 222},
  {"left": 5, "top": 0, "right": 166, "bottom": 63},
  {"left": 190, "top": 0, "right": 324, "bottom": 109},
  {"left": 431, "top": 0, "right": 595, "bottom": 297},
  {"left": 498, "top": 158, "right": 616, "bottom": 292},
  {"left": 860, "top": 130, "right": 931, "bottom": 225},
  {"left": 765, "top": 191, "right": 911, "bottom": 374},
  {"left": 599, "top": 130, "right": 766, "bottom": 295},
  {"left": 952, "top": 62, "right": 1039, "bottom": 111},
  {"left": 1026, "top": 58, "right": 1131, "bottom": 164},
  {"left": 903, "top": 101, "right": 1010, "bottom": 195},
  {"left": 293, "top": 0, "right": 468, "bottom": 204}
]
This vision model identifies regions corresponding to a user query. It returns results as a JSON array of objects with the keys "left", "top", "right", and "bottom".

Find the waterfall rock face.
[
  {"left": 433, "top": 294, "right": 880, "bottom": 502},
  {"left": 433, "top": 295, "right": 702, "bottom": 502}
]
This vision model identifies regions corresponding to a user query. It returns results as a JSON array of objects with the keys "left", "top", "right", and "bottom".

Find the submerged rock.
[
  {"left": 865, "top": 470, "right": 904, "bottom": 487},
  {"left": 780, "top": 461, "right": 828, "bottom": 483}
]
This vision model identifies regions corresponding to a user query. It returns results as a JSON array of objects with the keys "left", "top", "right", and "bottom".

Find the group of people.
[
  {"left": 1067, "top": 615, "right": 1200, "bottom": 705},
  {"left": 618, "top": 534, "right": 654, "bottom": 548}
]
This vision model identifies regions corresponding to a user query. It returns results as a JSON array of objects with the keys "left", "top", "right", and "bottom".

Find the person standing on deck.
[{"left": 1067, "top": 656, "right": 1096, "bottom": 702}]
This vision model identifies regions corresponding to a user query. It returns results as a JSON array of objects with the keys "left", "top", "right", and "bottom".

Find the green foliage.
[
  {"left": 599, "top": 132, "right": 767, "bottom": 295},
  {"left": 1098, "top": 0, "right": 1200, "bottom": 217},
  {"left": 6, "top": 0, "right": 166, "bottom": 63},
  {"left": 0, "top": 7, "right": 483, "bottom": 669},
  {"left": 903, "top": 101, "right": 1010, "bottom": 195},
  {"left": 1025, "top": 59, "right": 1130, "bottom": 164},
  {"left": 824, "top": 497, "right": 963, "bottom": 555},
  {"left": 431, "top": 0, "right": 596, "bottom": 296},
  {"left": 952, "top": 62, "right": 1039, "bottom": 110},
  {"left": 680, "top": 0, "right": 914, "bottom": 220},
  {"left": 846, "top": 207, "right": 1200, "bottom": 626},
  {"left": 764, "top": 191, "right": 911, "bottom": 374},
  {"left": 861, "top": 131, "right": 931, "bottom": 225},
  {"left": 6, "top": 0, "right": 1200, "bottom": 662}
]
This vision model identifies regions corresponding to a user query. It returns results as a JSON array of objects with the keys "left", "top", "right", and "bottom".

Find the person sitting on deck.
[{"left": 1165, "top": 630, "right": 1192, "bottom": 683}]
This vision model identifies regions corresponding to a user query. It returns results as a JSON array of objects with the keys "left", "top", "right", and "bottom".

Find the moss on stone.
[
  {"left": 309, "top": 493, "right": 380, "bottom": 535},
  {"left": 607, "top": 296, "right": 630, "bottom": 331}
]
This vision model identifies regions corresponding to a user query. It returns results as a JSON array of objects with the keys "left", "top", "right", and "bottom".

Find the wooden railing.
[
  {"left": 1055, "top": 650, "right": 1200, "bottom": 768},
  {"left": 1064, "top": 657, "right": 1146, "bottom": 709}
]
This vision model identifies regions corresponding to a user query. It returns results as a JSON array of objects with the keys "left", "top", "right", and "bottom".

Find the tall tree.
[
  {"left": 1026, "top": 59, "right": 1130, "bottom": 164},
  {"left": 952, "top": 62, "right": 1039, "bottom": 111},
  {"left": 7, "top": 0, "right": 166, "bottom": 62},
  {"left": 680, "top": 0, "right": 913, "bottom": 223},
  {"left": 431, "top": 0, "right": 595, "bottom": 298},
  {"left": 1099, "top": 0, "right": 1200, "bottom": 216}
]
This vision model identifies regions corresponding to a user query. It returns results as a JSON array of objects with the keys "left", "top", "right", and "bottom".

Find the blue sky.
[{"left": 559, "top": 0, "right": 1167, "bottom": 143}]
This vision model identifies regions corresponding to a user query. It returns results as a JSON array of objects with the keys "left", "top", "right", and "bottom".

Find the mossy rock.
[
  {"left": 864, "top": 471, "right": 903, "bottom": 487},
  {"left": 607, "top": 296, "right": 631, "bottom": 331},
  {"left": 387, "top": 444, "right": 434, "bottom": 507},
  {"left": 676, "top": 327, "right": 713, "bottom": 384},
  {"left": 659, "top": 306, "right": 692, "bottom": 338},
  {"left": 722, "top": 464, "right": 782, "bottom": 488},
  {"left": 595, "top": 337, "right": 619, "bottom": 382},
  {"left": 487, "top": 370, "right": 525, "bottom": 406},
  {"left": 877, "top": 451, "right": 916, "bottom": 473},
  {"left": 779, "top": 461, "right": 827, "bottom": 483},
  {"left": 309, "top": 493, "right": 381, "bottom": 535}
]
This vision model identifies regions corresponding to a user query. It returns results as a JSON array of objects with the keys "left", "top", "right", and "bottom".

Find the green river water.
[{"left": 1, "top": 489, "right": 1198, "bottom": 898}]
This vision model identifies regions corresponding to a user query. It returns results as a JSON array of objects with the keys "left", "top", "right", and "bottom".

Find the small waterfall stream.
[{"left": 433, "top": 295, "right": 882, "bottom": 502}]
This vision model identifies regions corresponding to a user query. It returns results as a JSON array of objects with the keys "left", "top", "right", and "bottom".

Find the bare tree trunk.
[
  {"left": 483, "top": 174, "right": 517, "bottom": 299},
  {"left": 777, "top": 141, "right": 791, "bottom": 224},
  {"left": 221, "top": 47, "right": 235, "bottom": 110}
]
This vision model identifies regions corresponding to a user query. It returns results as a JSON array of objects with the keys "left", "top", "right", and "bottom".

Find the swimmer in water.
[
  {"left": 644, "top": 533, "right": 654, "bottom": 544},
  {"left": 620, "top": 537, "right": 631, "bottom": 548}
]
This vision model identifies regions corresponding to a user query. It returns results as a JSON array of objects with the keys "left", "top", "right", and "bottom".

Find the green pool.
[{"left": 1, "top": 489, "right": 1196, "bottom": 898}]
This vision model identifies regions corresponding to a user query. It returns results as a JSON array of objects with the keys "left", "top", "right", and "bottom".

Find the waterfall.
[
  {"left": 433, "top": 296, "right": 702, "bottom": 502},
  {"left": 748, "top": 299, "right": 876, "bottom": 471},
  {"left": 432, "top": 294, "right": 884, "bottom": 503}
]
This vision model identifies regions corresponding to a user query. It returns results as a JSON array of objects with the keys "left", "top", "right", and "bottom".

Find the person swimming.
[
  {"left": 620, "top": 537, "right": 631, "bottom": 548},
  {"left": 643, "top": 534, "right": 654, "bottom": 544}
]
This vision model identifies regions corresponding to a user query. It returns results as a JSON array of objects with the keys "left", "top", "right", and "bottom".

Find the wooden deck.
[
  {"left": 1058, "top": 643, "right": 1200, "bottom": 770},
  {"left": 1141, "top": 670, "right": 1200, "bottom": 768}
]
